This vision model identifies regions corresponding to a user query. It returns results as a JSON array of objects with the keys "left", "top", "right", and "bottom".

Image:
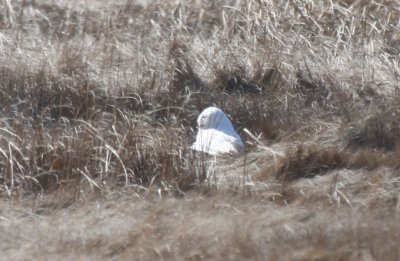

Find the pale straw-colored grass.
[{"left": 0, "top": 0, "right": 399, "bottom": 260}]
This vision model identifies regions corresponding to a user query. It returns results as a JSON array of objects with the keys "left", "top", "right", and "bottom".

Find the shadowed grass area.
[{"left": 258, "top": 144, "right": 400, "bottom": 182}]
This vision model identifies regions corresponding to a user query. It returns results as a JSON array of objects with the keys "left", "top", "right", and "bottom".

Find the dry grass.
[
  {"left": 257, "top": 144, "right": 400, "bottom": 182},
  {"left": 0, "top": 0, "right": 400, "bottom": 260}
]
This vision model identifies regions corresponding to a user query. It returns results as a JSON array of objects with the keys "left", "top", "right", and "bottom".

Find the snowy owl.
[{"left": 191, "top": 107, "right": 244, "bottom": 155}]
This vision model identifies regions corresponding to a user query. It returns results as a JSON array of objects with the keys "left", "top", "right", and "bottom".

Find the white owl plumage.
[{"left": 191, "top": 107, "right": 244, "bottom": 155}]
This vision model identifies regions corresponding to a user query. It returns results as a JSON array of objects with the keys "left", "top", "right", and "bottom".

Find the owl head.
[{"left": 197, "top": 107, "right": 230, "bottom": 130}]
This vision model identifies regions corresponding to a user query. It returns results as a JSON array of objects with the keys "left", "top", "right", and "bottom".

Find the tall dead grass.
[
  {"left": 0, "top": 0, "right": 400, "bottom": 260},
  {"left": 258, "top": 144, "right": 400, "bottom": 182},
  {"left": 0, "top": 0, "right": 398, "bottom": 197}
]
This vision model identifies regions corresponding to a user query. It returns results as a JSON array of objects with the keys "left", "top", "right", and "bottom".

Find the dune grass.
[{"left": 0, "top": 0, "right": 399, "bottom": 260}]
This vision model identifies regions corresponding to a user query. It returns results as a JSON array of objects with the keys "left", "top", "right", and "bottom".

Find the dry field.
[{"left": 0, "top": 0, "right": 399, "bottom": 260}]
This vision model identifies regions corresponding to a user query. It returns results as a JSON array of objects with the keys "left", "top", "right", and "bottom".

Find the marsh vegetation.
[{"left": 0, "top": 0, "right": 399, "bottom": 260}]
